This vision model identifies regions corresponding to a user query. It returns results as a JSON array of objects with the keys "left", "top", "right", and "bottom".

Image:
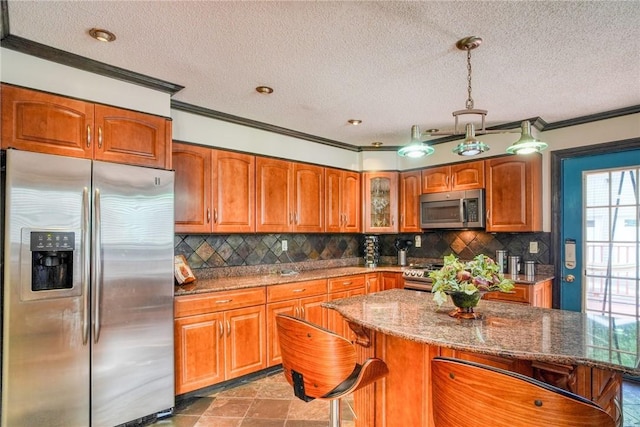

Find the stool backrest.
[
  {"left": 431, "top": 357, "right": 615, "bottom": 427},
  {"left": 276, "top": 314, "right": 357, "bottom": 400}
]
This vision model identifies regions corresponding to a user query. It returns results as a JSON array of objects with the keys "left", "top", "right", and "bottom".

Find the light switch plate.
[
  {"left": 282, "top": 240, "right": 288, "bottom": 251},
  {"left": 529, "top": 241, "right": 539, "bottom": 254},
  {"left": 415, "top": 235, "right": 422, "bottom": 248}
]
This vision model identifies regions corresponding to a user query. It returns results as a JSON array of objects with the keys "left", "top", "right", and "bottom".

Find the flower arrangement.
[{"left": 429, "top": 254, "right": 515, "bottom": 307}]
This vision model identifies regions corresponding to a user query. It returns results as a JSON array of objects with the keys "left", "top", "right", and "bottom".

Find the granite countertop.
[
  {"left": 174, "top": 265, "right": 405, "bottom": 295},
  {"left": 174, "top": 265, "right": 553, "bottom": 296},
  {"left": 175, "top": 265, "right": 554, "bottom": 296},
  {"left": 323, "top": 288, "right": 640, "bottom": 376}
]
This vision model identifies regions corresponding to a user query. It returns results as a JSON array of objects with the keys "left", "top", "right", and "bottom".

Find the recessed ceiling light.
[
  {"left": 256, "top": 86, "right": 274, "bottom": 94},
  {"left": 89, "top": 28, "right": 116, "bottom": 42},
  {"left": 348, "top": 119, "right": 362, "bottom": 126},
  {"left": 371, "top": 141, "right": 383, "bottom": 148}
]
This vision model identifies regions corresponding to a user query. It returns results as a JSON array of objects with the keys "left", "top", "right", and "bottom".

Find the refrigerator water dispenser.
[{"left": 30, "top": 231, "right": 75, "bottom": 291}]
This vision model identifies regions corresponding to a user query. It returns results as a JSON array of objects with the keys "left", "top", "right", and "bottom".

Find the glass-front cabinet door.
[{"left": 363, "top": 172, "right": 398, "bottom": 233}]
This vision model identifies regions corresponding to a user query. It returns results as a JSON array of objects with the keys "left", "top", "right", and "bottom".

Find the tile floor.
[
  {"left": 151, "top": 370, "right": 354, "bottom": 427},
  {"left": 152, "top": 372, "right": 640, "bottom": 427}
]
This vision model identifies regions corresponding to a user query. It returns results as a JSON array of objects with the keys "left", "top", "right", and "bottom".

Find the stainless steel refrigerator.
[{"left": 1, "top": 149, "right": 175, "bottom": 427}]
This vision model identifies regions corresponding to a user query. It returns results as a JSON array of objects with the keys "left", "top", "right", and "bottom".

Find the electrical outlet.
[
  {"left": 529, "top": 241, "right": 539, "bottom": 254},
  {"left": 415, "top": 235, "right": 422, "bottom": 248},
  {"left": 282, "top": 240, "right": 288, "bottom": 251}
]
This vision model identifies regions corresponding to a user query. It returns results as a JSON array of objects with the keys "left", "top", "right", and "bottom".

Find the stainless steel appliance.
[
  {"left": 402, "top": 263, "right": 444, "bottom": 292},
  {"left": 419, "top": 189, "right": 485, "bottom": 229},
  {"left": 2, "top": 150, "right": 175, "bottom": 427}
]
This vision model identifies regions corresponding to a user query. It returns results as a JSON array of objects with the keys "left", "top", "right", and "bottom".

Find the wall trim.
[{"left": 0, "top": 34, "right": 184, "bottom": 95}]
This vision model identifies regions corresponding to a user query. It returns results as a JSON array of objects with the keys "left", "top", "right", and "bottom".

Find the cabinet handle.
[
  {"left": 289, "top": 212, "right": 293, "bottom": 224},
  {"left": 294, "top": 307, "right": 299, "bottom": 317},
  {"left": 292, "top": 288, "right": 306, "bottom": 293},
  {"left": 451, "top": 175, "right": 455, "bottom": 187},
  {"left": 86, "top": 125, "right": 91, "bottom": 148},
  {"left": 215, "top": 299, "right": 232, "bottom": 304},
  {"left": 213, "top": 208, "right": 218, "bottom": 223},
  {"left": 366, "top": 280, "right": 370, "bottom": 292},
  {"left": 219, "top": 321, "right": 224, "bottom": 338},
  {"left": 98, "top": 127, "right": 103, "bottom": 149},
  {"left": 295, "top": 212, "right": 299, "bottom": 224},
  {"left": 391, "top": 215, "right": 395, "bottom": 226},
  {"left": 486, "top": 209, "right": 490, "bottom": 219},
  {"left": 342, "top": 281, "right": 352, "bottom": 286},
  {"left": 207, "top": 208, "right": 211, "bottom": 223},
  {"left": 446, "top": 176, "right": 449, "bottom": 187},
  {"left": 300, "top": 306, "right": 305, "bottom": 318},
  {"left": 226, "top": 320, "right": 231, "bottom": 336}
]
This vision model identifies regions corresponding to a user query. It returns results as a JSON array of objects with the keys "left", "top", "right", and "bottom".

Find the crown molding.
[{"left": 0, "top": 34, "right": 184, "bottom": 95}]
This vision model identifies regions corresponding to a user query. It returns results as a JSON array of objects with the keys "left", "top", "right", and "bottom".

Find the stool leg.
[{"left": 329, "top": 399, "right": 342, "bottom": 427}]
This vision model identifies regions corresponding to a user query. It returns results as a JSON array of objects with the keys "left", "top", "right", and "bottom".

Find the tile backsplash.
[{"left": 175, "top": 231, "right": 551, "bottom": 271}]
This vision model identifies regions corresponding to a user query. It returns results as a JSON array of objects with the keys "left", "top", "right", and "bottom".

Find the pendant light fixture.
[
  {"left": 399, "top": 36, "right": 548, "bottom": 158},
  {"left": 398, "top": 125, "right": 435, "bottom": 158}
]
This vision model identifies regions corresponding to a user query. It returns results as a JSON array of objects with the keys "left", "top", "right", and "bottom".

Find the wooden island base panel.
[{"left": 324, "top": 289, "right": 639, "bottom": 427}]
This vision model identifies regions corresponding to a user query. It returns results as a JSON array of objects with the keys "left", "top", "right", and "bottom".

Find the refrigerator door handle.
[
  {"left": 93, "top": 188, "right": 103, "bottom": 343},
  {"left": 82, "top": 187, "right": 90, "bottom": 345}
]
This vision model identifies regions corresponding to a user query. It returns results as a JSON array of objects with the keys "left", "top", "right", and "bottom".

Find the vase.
[{"left": 447, "top": 291, "right": 483, "bottom": 319}]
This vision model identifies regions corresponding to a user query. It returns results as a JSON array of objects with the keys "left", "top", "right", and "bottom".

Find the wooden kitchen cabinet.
[
  {"left": 399, "top": 170, "right": 422, "bottom": 232},
  {"left": 362, "top": 171, "right": 398, "bottom": 233},
  {"left": 381, "top": 272, "right": 403, "bottom": 290},
  {"left": 482, "top": 280, "right": 552, "bottom": 308},
  {"left": 365, "top": 272, "right": 379, "bottom": 293},
  {"left": 325, "top": 167, "right": 361, "bottom": 233},
  {"left": 327, "top": 275, "right": 366, "bottom": 340},
  {"left": 485, "top": 154, "right": 543, "bottom": 232},
  {"left": 421, "top": 160, "right": 484, "bottom": 193},
  {"left": 174, "top": 288, "right": 266, "bottom": 394},
  {"left": 173, "top": 143, "right": 255, "bottom": 233},
  {"left": 1, "top": 84, "right": 171, "bottom": 169},
  {"left": 256, "top": 158, "right": 324, "bottom": 233},
  {"left": 266, "top": 279, "right": 328, "bottom": 366}
]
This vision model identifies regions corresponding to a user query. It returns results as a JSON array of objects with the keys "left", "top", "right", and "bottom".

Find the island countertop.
[{"left": 323, "top": 288, "right": 640, "bottom": 376}]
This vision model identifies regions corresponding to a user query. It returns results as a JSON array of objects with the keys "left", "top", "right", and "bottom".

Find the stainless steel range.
[{"left": 402, "top": 263, "right": 444, "bottom": 292}]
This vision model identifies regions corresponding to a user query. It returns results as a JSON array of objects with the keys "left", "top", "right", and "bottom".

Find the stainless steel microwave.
[{"left": 420, "top": 189, "right": 485, "bottom": 229}]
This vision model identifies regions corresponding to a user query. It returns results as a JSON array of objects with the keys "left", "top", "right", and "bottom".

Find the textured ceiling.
[{"left": 4, "top": 1, "right": 640, "bottom": 148}]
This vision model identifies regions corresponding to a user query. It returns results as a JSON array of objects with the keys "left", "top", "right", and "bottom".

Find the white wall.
[
  {"left": 0, "top": 48, "right": 170, "bottom": 117},
  {"left": 171, "top": 109, "right": 361, "bottom": 171}
]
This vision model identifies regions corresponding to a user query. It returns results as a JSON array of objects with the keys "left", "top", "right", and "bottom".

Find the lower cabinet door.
[
  {"left": 174, "top": 312, "right": 224, "bottom": 394},
  {"left": 225, "top": 305, "right": 267, "bottom": 380},
  {"left": 266, "top": 301, "right": 297, "bottom": 367}
]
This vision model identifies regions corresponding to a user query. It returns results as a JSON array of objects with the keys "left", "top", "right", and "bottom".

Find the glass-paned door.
[{"left": 584, "top": 167, "right": 639, "bottom": 318}]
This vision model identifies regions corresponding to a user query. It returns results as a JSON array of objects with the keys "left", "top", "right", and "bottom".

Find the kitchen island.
[{"left": 324, "top": 289, "right": 639, "bottom": 427}]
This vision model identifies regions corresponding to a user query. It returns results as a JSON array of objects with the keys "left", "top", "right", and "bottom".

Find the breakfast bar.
[{"left": 324, "top": 289, "right": 640, "bottom": 427}]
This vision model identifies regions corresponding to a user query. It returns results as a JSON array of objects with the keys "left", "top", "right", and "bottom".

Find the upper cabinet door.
[
  {"left": 173, "top": 142, "right": 212, "bottom": 233},
  {"left": 421, "top": 166, "right": 450, "bottom": 193},
  {"left": 1, "top": 84, "right": 94, "bottom": 158},
  {"left": 342, "top": 171, "right": 361, "bottom": 233},
  {"left": 450, "top": 161, "right": 484, "bottom": 190},
  {"left": 256, "top": 157, "right": 293, "bottom": 233},
  {"left": 325, "top": 168, "right": 343, "bottom": 233},
  {"left": 94, "top": 104, "right": 168, "bottom": 169},
  {"left": 212, "top": 150, "right": 255, "bottom": 233},
  {"left": 485, "top": 154, "right": 542, "bottom": 232},
  {"left": 399, "top": 170, "right": 422, "bottom": 232},
  {"left": 293, "top": 163, "right": 324, "bottom": 232},
  {"left": 363, "top": 172, "right": 398, "bottom": 233}
]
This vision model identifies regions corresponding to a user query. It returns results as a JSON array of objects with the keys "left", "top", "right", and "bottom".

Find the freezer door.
[
  {"left": 2, "top": 150, "right": 92, "bottom": 427},
  {"left": 90, "top": 161, "right": 175, "bottom": 427}
]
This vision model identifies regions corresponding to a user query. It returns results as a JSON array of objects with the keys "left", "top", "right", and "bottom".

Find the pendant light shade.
[
  {"left": 506, "top": 121, "right": 548, "bottom": 155},
  {"left": 452, "top": 123, "right": 490, "bottom": 156},
  {"left": 398, "top": 125, "right": 435, "bottom": 158}
]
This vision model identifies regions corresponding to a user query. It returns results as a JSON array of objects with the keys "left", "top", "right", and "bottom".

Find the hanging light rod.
[{"left": 398, "top": 36, "right": 548, "bottom": 158}]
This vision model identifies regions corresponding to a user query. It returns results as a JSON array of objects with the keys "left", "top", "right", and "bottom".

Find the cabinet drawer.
[
  {"left": 328, "top": 275, "right": 365, "bottom": 292},
  {"left": 483, "top": 284, "right": 530, "bottom": 304},
  {"left": 267, "top": 279, "right": 327, "bottom": 303},
  {"left": 175, "top": 287, "right": 266, "bottom": 318}
]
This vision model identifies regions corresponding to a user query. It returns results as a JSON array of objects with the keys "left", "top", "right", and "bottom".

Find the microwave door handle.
[{"left": 461, "top": 199, "right": 467, "bottom": 224}]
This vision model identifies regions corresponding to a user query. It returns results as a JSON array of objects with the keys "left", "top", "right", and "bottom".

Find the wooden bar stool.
[
  {"left": 431, "top": 357, "right": 616, "bottom": 427},
  {"left": 276, "top": 314, "right": 388, "bottom": 427}
]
